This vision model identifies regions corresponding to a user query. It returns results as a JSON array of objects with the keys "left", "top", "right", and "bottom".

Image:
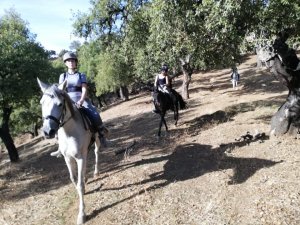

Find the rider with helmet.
[
  {"left": 51, "top": 52, "right": 107, "bottom": 157},
  {"left": 152, "top": 64, "right": 176, "bottom": 113}
]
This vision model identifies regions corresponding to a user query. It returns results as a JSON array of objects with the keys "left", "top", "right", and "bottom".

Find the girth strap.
[{"left": 66, "top": 86, "right": 82, "bottom": 92}]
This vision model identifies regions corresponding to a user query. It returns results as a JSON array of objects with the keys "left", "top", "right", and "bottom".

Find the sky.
[{"left": 0, "top": 0, "right": 91, "bottom": 53}]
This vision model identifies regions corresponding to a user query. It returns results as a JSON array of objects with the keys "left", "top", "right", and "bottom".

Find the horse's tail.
[
  {"left": 172, "top": 89, "right": 186, "bottom": 110},
  {"left": 177, "top": 94, "right": 187, "bottom": 110}
]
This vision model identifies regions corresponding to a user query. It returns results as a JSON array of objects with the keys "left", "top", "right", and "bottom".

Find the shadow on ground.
[
  {"left": 85, "top": 142, "right": 281, "bottom": 222},
  {"left": 0, "top": 92, "right": 286, "bottom": 203}
]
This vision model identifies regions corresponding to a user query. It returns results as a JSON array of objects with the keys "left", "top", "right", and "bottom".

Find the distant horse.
[
  {"left": 37, "top": 78, "right": 103, "bottom": 225},
  {"left": 152, "top": 89, "right": 186, "bottom": 136}
]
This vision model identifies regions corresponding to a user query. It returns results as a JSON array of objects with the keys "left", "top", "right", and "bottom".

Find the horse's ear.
[
  {"left": 37, "top": 78, "right": 49, "bottom": 93},
  {"left": 58, "top": 80, "right": 67, "bottom": 91}
]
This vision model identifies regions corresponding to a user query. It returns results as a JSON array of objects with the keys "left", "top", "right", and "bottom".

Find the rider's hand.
[{"left": 76, "top": 99, "right": 84, "bottom": 108}]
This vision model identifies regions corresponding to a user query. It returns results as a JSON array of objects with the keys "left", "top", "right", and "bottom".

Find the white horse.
[{"left": 37, "top": 78, "right": 102, "bottom": 224}]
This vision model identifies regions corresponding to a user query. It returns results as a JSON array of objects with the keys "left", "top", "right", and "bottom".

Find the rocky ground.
[{"left": 0, "top": 54, "right": 299, "bottom": 225}]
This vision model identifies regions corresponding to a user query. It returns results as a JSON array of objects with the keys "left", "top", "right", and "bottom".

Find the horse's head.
[
  {"left": 151, "top": 90, "right": 161, "bottom": 107},
  {"left": 37, "top": 78, "right": 68, "bottom": 138}
]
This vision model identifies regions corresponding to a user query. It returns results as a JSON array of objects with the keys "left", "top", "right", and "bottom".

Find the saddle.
[
  {"left": 152, "top": 89, "right": 177, "bottom": 109},
  {"left": 77, "top": 107, "right": 98, "bottom": 133}
]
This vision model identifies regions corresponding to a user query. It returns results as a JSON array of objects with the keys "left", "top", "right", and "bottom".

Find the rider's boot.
[{"left": 98, "top": 125, "right": 108, "bottom": 148}]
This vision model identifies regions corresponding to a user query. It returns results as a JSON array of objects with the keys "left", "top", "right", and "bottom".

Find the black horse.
[{"left": 152, "top": 89, "right": 186, "bottom": 136}]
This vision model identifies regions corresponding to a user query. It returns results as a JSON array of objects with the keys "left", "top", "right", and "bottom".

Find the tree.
[
  {"left": 70, "top": 40, "right": 82, "bottom": 51},
  {"left": 95, "top": 48, "right": 132, "bottom": 99},
  {"left": 0, "top": 9, "right": 52, "bottom": 162},
  {"left": 72, "top": 0, "right": 300, "bottom": 99}
]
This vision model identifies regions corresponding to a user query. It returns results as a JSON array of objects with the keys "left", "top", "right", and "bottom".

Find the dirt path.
[{"left": 1, "top": 54, "right": 300, "bottom": 225}]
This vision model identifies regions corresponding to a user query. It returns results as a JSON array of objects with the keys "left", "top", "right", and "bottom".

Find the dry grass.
[{"left": 1, "top": 54, "right": 300, "bottom": 225}]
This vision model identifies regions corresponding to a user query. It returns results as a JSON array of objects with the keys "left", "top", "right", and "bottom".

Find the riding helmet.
[
  {"left": 161, "top": 64, "right": 169, "bottom": 72},
  {"left": 63, "top": 52, "right": 78, "bottom": 62}
]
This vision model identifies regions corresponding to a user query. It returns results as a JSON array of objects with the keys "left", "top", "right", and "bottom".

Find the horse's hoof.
[{"left": 77, "top": 213, "right": 86, "bottom": 225}]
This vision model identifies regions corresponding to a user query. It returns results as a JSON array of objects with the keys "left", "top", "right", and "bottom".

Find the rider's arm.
[
  {"left": 77, "top": 83, "right": 88, "bottom": 106},
  {"left": 165, "top": 75, "right": 170, "bottom": 87},
  {"left": 154, "top": 75, "right": 158, "bottom": 87}
]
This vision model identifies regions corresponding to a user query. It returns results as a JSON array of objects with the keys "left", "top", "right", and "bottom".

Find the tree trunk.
[
  {"left": 33, "top": 123, "right": 39, "bottom": 137},
  {"left": 119, "top": 86, "right": 129, "bottom": 101},
  {"left": 179, "top": 55, "right": 193, "bottom": 100},
  {"left": 270, "top": 102, "right": 291, "bottom": 136},
  {"left": 0, "top": 107, "right": 19, "bottom": 162},
  {"left": 267, "top": 38, "right": 300, "bottom": 136},
  {"left": 181, "top": 72, "right": 191, "bottom": 99}
]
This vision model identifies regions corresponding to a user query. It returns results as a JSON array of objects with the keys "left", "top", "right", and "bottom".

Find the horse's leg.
[
  {"left": 158, "top": 111, "right": 167, "bottom": 137},
  {"left": 174, "top": 104, "right": 179, "bottom": 126},
  {"left": 76, "top": 157, "right": 86, "bottom": 225},
  {"left": 162, "top": 112, "right": 168, "bottom": 133},
  {"left": 94, "top": 138, "right": 100, "bottom": 177},
  {"left": 158, "top": 114, "right": 163, "bottom": 137},
  {"left": 64, "top": 156, "right": 77, "bottom": 187}
]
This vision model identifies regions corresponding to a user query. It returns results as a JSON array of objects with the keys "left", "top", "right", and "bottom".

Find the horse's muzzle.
[{"left": 42, "top": 128, "right": 57, "bottom": 139}]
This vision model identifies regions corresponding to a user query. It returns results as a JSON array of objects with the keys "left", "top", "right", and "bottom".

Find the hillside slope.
[{"left": 0, "top": 54, "right": 299, "bottom": 225}]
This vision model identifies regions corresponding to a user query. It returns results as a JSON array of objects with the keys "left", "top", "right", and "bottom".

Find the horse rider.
[
  {"left": 230, "top": 66, "right": 240, "bottom": 89},
  {"left": 152, "top": 64, "right": 177, "bottom": 113},
  {"left": 51, "top": 52, "right": 107, "bottom": 157}
]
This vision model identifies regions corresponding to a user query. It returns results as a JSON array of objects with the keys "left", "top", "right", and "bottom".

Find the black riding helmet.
[
  {"left": 161, "top": 64, "right": 169, "bottom": 72},
  {"left": 63, "top": 52, "right": 78, "bottom": 62}
]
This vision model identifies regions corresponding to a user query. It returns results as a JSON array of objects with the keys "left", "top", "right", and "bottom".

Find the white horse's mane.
[{"left": 49, "top": 84, "right": 75, "bottom": 117}]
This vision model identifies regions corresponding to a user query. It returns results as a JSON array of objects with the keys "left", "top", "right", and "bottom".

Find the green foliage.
[
  {"left": 261, "top": 0, "right": 300, "bottom": 36},
  {"left": 10, "top": 98, "right": 41, "bottom": 136},
  {"left": 0, "top": 9, "right": 54, "bottom": 135},
  {"left": 72, "top": 0, "right": 300, "bottom": 90},
  {"left": 49, "top": 58, "right": 65, "bottom": 83},
  {"left": 0, "top": 10, "right": 52, "bottom": 107},
  {"left": 95, "top": 48, "right": 132, "bottom": 95}
]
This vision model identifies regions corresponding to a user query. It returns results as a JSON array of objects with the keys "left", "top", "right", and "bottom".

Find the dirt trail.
[{"left": 1, "top": 54, "right": 300, "bottom": 225}]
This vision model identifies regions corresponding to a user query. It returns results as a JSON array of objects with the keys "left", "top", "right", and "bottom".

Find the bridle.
[{"left": 42, "top": 92, "right": 72, "bottom": 128}]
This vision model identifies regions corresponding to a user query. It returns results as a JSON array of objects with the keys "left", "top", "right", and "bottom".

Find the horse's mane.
[{"left": 50, "top": 84, "right": 75, "bottom": 117}]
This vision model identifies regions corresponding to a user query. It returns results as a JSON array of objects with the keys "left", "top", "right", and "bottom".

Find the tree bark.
[
  {"left": 0, "top": 107, "right": 19, "bottom": 162},
  {"left": 268, "top": 37, "right": 300, "bottom": 136},
  {"left": 179, "top": 55, "right": 193, "bottom": 99},
  {"left": 33, "top": 123, "right": 39, "bottom": 137},
  {"left": 181, "top": 72, "right": 191, "bottom": 99},
  {"left": 119, "top": 86, "right": 129, "bottom": 101}
]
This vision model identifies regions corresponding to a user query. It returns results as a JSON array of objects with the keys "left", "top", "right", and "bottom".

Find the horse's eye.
[{"left": 58, "top": 103, "right": 63, "bottom": 107}]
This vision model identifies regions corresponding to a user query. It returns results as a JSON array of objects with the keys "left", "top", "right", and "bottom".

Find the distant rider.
[{"left": 152, "top": 64, "right": 176, "bottom": 113}]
